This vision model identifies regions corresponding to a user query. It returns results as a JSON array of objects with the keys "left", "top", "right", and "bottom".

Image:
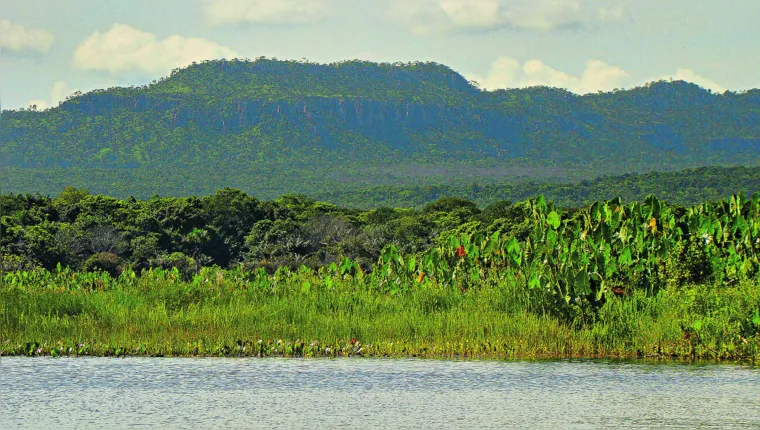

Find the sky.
[{"left": 1, "top": 0, "right": 759, "bottom": 110}]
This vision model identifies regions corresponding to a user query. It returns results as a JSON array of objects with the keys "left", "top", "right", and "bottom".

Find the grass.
[{"left": 1, "top": 268, "right": 759, "bottom": 361}]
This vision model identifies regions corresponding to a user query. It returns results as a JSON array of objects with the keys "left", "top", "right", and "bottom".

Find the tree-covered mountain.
[{"left": 2, "top": 58, "right": 760, "bottom": 198}]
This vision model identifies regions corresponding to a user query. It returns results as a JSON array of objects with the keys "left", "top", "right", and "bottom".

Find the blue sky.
[{"left": 1, "top": 0, "right": 758, "bottom": 110}]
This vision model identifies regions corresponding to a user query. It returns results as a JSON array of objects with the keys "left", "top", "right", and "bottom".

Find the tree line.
[{"left": 0, "top": 187, "right": 531, "bottom": 277}]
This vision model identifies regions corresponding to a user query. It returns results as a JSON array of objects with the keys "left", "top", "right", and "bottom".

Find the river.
[{"left": 0, "top": 357, "right": 758, "bottom": 428}]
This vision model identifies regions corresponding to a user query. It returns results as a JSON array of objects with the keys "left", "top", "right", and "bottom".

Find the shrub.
[
  {"left": 82, "top": 252, "right": 122, "bottom": 277},
  {"left": 150, "top": 252, "right": 198, "bottom": 279},
  {"left": 0, "top": 254, "right": 39, "bottom": 272}
]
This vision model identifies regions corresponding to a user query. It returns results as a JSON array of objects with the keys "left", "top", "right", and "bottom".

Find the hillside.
[{"left": 2, "top": 58, "right": 760, "bottom": 198}]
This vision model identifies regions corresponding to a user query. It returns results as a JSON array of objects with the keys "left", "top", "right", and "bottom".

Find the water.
[{"left": 0, "top": 358, "right": 758, "bottom": 429}]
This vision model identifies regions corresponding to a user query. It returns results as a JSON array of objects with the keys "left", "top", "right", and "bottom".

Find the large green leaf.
[
  {"left": 618, "top": 246, "right": 633, "bottom": 266},
  {"left": 546, "top": 229, "right": 558, "bottom": 247},
  {"left": 506, "top": 237, "right": 520, "bottom": 255},
  {"left": 528, "top": 273, "right": 541, "bottom": 290},
  {"left": 547, "top": 211, "right": 561, "bottom": 230},
  {"left": 574, "top": 269, "right": 591, "bottom": 296},
  {"left": 535, "top": 196, "right": 548, "bottom": 215}
]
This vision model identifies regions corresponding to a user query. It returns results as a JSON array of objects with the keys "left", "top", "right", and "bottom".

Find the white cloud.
[
  {"left": 389, "top": 0, "right": 628, "bottom": 34},
  {"left": 438, "top": 0, "right": 503, "bottom": 29},
  {"left": 470, "top": 56, "right": 631, "bottom": 94},
  {"left": 25, "top": 81, "right": 72, "bottom": 110},
  {"left": 0, "top": 19, "right": 54, "bottom": 53},
  {"left": 599, "top": 5, "right": 629, "bottom": 23},
  {"left": 73, "top": 24, "right": 239, "bottom": 75},
  {"left": 500, "top": 0, "right": 585, "bottom": 31},
  {"left": 581, "top": 60, "right": 631, "bottom": 91},
  {"left": 471, "top": 56, "right": 728, "bottom": 95},
  {"left": 386, "top": 3, "right": 448, "bottom": 36},
  {"left": 204, "top": 0, "right": 329, "bottom": 25},
  {"left": 659, "top": 68, "right": 726, "bottom": 93}
]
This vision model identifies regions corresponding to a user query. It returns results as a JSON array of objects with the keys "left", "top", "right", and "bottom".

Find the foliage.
[
  {"left": 81, "top": 252, "right": 122, "bottom": 277},
  {"left": 0, "top": 258, "right": 758, "bottom": 360},
  {"left": 0, "top": 188, "right": 759, "bottom": 338},
  {"left": 316, "top": 166, "right": 760, "bottom": 209},
  {"left": 368, "top": 193, "right": 760, "bottom": 322},
  {"left": 1, "top": 188, "right": 759, "bottom": 301}
]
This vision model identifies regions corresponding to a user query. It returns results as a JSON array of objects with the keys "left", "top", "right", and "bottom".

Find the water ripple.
[{"left": 0, "top": 357, "right": 758, "bottom": 429}]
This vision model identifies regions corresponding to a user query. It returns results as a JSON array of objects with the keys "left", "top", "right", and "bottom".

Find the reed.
[{"left": 1, "top": 266, "right": 758, "bottom": 361}]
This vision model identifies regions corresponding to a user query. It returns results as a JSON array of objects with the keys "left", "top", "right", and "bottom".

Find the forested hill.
[{"left": 2, "top": 58, "right": 760, "bottom": 198}]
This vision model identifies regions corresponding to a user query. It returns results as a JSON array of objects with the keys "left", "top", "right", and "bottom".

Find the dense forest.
[
  {"left": 0, "top": 165, "right": 758, "bottom": 209},
  {"left": 0, "top": 187, "right": 531, "bottom": 274},
  {"left": 1, "top": 184, "right": 759, "bottom": 285},
  {"left": 316, "top": 166, "right": 760, "bottom": 209},
  {"left": 2, "top": 58, "right": 760, "bottom": 199}
]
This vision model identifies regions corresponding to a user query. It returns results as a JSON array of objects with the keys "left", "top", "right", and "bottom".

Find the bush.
[
  {"left": 0, "top": 254, "right": 39, "bottom": 272},
  {"left": 82, "top": 252, "right": 122, "bottom": 277},
  {"left": 150, "top": 252, "right": 198, "bottom": 279}
]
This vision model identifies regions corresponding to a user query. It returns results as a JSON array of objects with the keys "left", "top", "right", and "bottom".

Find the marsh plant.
[{"left": 1, "top": 194, "right": 759, "bottom": 360}]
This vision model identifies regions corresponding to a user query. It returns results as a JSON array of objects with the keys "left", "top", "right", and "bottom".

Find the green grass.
[{"left": 2, "top": 268, "right": 758, "bottom": 361}]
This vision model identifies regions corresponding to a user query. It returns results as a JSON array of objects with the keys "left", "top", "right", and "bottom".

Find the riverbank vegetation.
[
  {"left": 1, "top": 268, "right": 758, "bottom": 360},
  {"left": 1, "top": 191, "right": 759, "bottom": 360}
]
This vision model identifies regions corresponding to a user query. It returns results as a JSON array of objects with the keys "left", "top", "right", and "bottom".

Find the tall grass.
[{"left": 1, "top": 267, "right": 758, "bottom": 361}]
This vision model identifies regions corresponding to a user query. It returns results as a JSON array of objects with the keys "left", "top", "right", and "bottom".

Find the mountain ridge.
[{"left": 2, "top": 58, "right": 760, "bottom": 198}]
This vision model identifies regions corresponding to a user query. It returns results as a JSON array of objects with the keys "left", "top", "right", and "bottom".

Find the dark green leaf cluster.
[
  {"left": 2, "top": 184, "right": 759, "bottom": 310},
  {"left": 371, "top": 193, "right": 760, "bottom": 321},
  {"left": 0, "top": 187, "right": 527, "bottom": 275}
]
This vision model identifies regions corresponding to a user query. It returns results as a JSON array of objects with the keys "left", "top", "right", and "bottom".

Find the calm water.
[{"left": 0, "top": 357, "right": 758, "bottom": 429}]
